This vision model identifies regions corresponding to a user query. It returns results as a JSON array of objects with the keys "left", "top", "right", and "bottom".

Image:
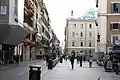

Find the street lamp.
[
  {"left": 97, "top": 33, "right": 100, "bottom": 53},
  {"left": 97, "top": 33, "right": 100, "bottom": 42}
]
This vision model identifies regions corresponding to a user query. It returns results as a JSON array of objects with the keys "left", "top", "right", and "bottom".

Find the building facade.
[
  {"left": 96, "top": 0, "right": 120, "bottom": 53},
  {"left": 0, "top": 0, "right": 54, "bottom": 64},
  {"left": 65, "top": 18, "right": 97, "bottom": 56}
]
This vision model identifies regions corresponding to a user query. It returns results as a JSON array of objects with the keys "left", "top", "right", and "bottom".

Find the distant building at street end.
[{"left": 65, "top": 18, "right": 97, "bottom": 56}]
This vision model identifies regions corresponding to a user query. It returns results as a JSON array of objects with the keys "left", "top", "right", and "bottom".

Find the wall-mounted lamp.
[{"left": 97, "top": 33, "right": 100, "bottom": 42}]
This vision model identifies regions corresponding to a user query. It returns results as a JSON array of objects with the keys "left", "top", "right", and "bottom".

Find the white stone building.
[{"left": 65, "top": 18, "right": 97, "bottom": 56}]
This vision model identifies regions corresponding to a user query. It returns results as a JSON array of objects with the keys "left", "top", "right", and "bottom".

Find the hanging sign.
[{"left": 115, "top": 40, "right": 120, "bottom": 46}]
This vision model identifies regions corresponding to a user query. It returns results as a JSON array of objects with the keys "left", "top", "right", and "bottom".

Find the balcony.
[
  {"left": 24, "top": 38, "right": 36, "bottom": 47},
  {"left": 0, "top": 24, "right": 28, "bottom": 45},
  {"left": 24, "top": 6, "right": 34, "bottom": 17},
  {"left": 24, "top": 0, "right": 34, "bottom": 18},
  {"left": 23, "top": 22, "right": 38, "bottom": 34}
]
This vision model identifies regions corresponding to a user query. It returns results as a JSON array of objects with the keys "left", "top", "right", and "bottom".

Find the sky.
[{"left": 44, "top": 0, "right": 96, "bottom": 46}]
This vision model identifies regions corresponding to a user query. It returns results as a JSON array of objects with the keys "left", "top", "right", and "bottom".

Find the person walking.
[
  {"left": 45, "top": 55, "right": 50, "bottom": 66},
  {"left": 70, "top": 53, "right": 75, "bottom": 69},
  {"left": 16, "top": 54, "right": 19, "bottom": 65},
  {"left": 79, "top": 55, "right": 83, "bottom": 67},
  {"left": 89, "top": 55, "right": 93, "bottom": 68},
  {"left": 76, "top": 54, "right": 79, "bottom": 64}
]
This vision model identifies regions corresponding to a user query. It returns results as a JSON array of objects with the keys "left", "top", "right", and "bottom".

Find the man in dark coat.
[
  {"left": 16, "top": 54, "right": 19, "bottom": 65},
  {"left": 79, "top": 55, "right": 82, "bottom": 67},
  {"left": 70, "top": 52, "right": 75, "bottom": 69}
]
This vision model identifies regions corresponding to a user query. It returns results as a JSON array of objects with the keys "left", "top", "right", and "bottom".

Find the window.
[
  {"left": 111, "top": 3, "right": 120, "bottom": 13},
  {"left": 76, "top": 33, "right": 78, "bottom": 36},
  {"left": 89, "top": 42, "right": 91, "bottom": 47},
  {"left": 81, "top": 24, "right": 83, "bottom": 28},
  {"left": 81, "top": 42, "right": 83, "bottom": 47},
  {"left": 74, "top": 24, "right": 76, "bottom": 26},
  {"left": 89, "top": 24, "right": 92, "bottom": 28},
  {"left": 72, "top": 42, "right": 75, "bottom": 46},
  {"left": 113, "top": 36, "right": 118, "bottom": 43},
  {"left": 80, "top": 32, "right": 83, "bottom": 37},
  {"left": 89, "top": 32, "right": 92, "bottom": 37},
  {"left": 72, "top": 32, "right": 75, "bottom": 37},
  {"left": 110, "top": 23, "right": 120, "bottom": 30}
]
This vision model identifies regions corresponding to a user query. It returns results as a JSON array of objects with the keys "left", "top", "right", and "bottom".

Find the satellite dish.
[{"left": 115, "top": 40, "right": 120, "bottom": 46}]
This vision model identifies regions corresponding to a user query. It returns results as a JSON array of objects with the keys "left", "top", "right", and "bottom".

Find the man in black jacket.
[
  {"left": 79, "top": 55, "right": 82, "bottom": 67},
  {"left": 70, "top": 51, "right": 75, "bottom": 69}
]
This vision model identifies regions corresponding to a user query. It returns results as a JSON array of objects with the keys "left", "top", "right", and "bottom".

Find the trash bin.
[
  {"left": 48, "top": 59, "right": 53, "bottom": 69},
  {"left": 29, "top": 65, "right": 41, "bottom": 80}
]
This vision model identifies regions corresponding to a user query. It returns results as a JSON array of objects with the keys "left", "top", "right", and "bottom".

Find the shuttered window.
[
  {"left": 111, "top": 3, "right": 120, "bottom": 13},
  {"left": 110, "top": 23, "right": 120, "bottom": 30}
]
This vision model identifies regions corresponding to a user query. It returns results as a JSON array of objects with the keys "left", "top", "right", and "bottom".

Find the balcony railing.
[
  {"left": 24, "top": 6, "right": 34, "bottom": 17},
  {"left": 23, "top": 22, "right": 38, "bottom": 34},
  {"left": 24, "top": 0, "right": 34, "bottom": 17}
]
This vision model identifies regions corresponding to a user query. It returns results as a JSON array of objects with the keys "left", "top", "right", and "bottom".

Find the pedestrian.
[
  {"left": 79, "top": 55, "right": 82, "bottom": 67},
  {"left": 65, "top": 55, "right": 68, "bottom": 61},
  {"left": 83, "top": 55, "right": 86, "bottom": 62},
  {"left": 89, "top": 55, "right": 93, "bottom": 68},
  {"left": 13, "top": 54, "right": 16, "bottom": 63},
  {"left": 76, "top": 54, "right": 79, "bottom": 64},
  {"left": 45, "top": 55, "right": 50, "bottom": 66},
  {"left": 60, "top": 55, "right": 63, "bottom": 63},
  {"left": 16, "top": 54, "right": 19, "bottom": 65},
  {"left": 70, "top": 52, "right": 75, "bottom": 69}
]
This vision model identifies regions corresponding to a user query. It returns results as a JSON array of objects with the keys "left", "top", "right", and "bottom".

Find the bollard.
[
  {"left": 29, "top": 65, "right": 41, "bottom": 80},
  {"left": 48, "top": 59, "right": 53, "bottom": 69}
]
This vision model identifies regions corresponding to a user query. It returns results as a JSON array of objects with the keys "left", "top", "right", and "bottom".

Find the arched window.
[
  {"left": 89, "top": 24, "right": 92, "bottom": 28},
  {"left": 89, "top": 42, "right": 91, "bottom": 47}
]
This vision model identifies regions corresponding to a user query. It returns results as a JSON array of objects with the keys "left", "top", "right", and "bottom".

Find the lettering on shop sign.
[{"left": 0, "top": 6, "right": 7, "bottom": 15}]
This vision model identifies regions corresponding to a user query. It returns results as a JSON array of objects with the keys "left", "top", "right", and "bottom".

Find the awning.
[{"left": 0, "top": 24, "right": 28, "bottom": 45}]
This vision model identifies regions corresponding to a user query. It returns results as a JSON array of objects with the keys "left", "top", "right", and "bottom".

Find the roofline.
[{"left": 66, "top": 18, "right": 96, "bottom": 22}]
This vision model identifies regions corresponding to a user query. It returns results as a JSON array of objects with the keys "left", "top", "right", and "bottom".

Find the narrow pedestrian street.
[
  {"left": 0, "top": 0, "right": 120, "bottom": 80},
  {"left": 42, "top": 60, "right": 120, "bottom": 80}
]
